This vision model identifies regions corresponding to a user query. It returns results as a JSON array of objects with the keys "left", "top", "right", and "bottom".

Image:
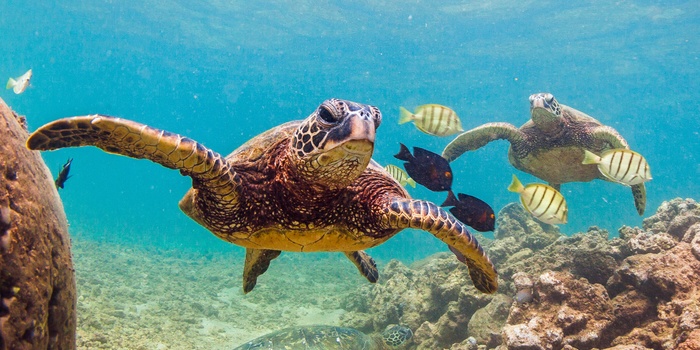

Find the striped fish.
[
  {"left": 507, "top": 175, "right": 568, "bottom": 225},
  {"left": 582, "top": 149, "right": 651, "bottom": 186},
  {"left": 399, "top": 104, "right": 464, "bottom": 137},
  {"left": 384, "top": 164, "right": 416, "bottom": 188}
]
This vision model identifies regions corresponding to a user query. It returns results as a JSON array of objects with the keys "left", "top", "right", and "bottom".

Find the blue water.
[{"left": 1, "top": 1, "right": 698, "bottom": 263}]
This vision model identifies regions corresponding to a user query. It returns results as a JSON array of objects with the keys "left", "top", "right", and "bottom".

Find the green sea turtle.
[
  {"left": 26, "top": 99, "right": 497, "bottom": 294},
  {"left": 233, "top": 324, "right": 413, "bottom": 350},
  {"left": 442, "top": 93, "right": 646, "bottom": 215}
]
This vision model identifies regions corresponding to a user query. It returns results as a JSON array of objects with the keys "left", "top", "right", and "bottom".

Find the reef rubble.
[{"left": 340, "top": 198, "right": 700, "bottom": 349}]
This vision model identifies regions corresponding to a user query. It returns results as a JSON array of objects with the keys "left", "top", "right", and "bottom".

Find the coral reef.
[
  {"left": 0, "top": 97, "right": 76, "bottom": 349},
  {"left": 341, "top": 198, "right": 700, "bottom": 349}
]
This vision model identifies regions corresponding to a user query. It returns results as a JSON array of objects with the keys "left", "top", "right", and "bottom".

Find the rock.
[
  {"left": 467, "top": 294, "right": 510, "bottom": 347},
  {"left": 493, "top": 203, "right": 562, "bottom": 250},
  {"left": 643, "top": 198, "right": 699, "bottom": 235},
  {"left": 505, "top": 271, "right": 613, "bottom": 349},
  {"left": 0, "top": 98, "right": 76, "bottom": 349}
]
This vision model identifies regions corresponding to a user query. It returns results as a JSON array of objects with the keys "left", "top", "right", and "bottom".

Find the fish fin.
[
  {"left": 393, "top": 143, "right": 413, "bottom": 161},
  {"left": 406, "top": 177, "right": 416, "bottom": 188},
  {"left": 398, "top": 106, "right": 413, "bottom": 124},
  {"left": 507, "top": 174, "right": 524, "bottom": 193},
  {"left": 581, "top": 150, "right": 601, "bottom": 165},
  {"left": 6, "top": 78, "right": 16, "bottom": 89},
  {"left": 441, "top": 190, "right": 459, "bottom": 207}
]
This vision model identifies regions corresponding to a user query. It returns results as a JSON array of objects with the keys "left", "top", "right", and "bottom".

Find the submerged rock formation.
[
  {"left": 0, "top": 98, "right": 76, "bottom": 349},
  {"left": 342, "top": 198, "right": 700, "bottom": 349}
]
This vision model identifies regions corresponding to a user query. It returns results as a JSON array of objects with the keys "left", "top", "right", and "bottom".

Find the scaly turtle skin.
[
  {"left": 442, "top": 93, "right": 646, "bottom": 215},
  {"left": 233, "top": 324, "right": 412, "bottom": 350},
  {"left": 27, "top": 99, "right": 497, "bottom": 294}
]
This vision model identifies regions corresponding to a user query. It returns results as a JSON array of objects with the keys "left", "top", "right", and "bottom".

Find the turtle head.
[
  {"left": 291, "top": 98, "right": 381, "bottom": 190},
  {"left": 529, "top": 93, "right": 564, "bottom": 133},
  {"left": 380, "top": 325, "right": 413, "bottom": 347}
]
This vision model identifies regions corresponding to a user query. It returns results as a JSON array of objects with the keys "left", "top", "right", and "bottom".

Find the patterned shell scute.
[
  {"left": 234, "top": 326, "right": 372, "bottom": 350},
  {"left": 225, "top": 120, "right": 301, "bottom": 163}
]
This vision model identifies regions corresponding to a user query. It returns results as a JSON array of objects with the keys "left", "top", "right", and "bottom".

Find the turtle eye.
[
  {"left": 545, "top": 94, "right": 554, "bottom": 103},
  {"left": 318, "top": 106, "right": 337, "bottom": 124}
]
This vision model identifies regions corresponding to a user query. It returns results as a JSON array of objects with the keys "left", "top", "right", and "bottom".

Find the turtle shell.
[{"left": 234, "top": 325, "right": 373, "bottom": 350}]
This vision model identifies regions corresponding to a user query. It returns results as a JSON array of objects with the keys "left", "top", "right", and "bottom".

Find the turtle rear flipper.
[
  {"left": 382, "top": 199, "right": 498, "bottom": 294},
  {"left": 632, "top": 183, "right": 646, "bottom": 215},
  {"left": 26, "top": 115, "right": 238, "bottom": 198},
  {"left": 242, "top": 248, "right": 281, "bottom": 294},
  {"left": 442, "top": 122, "right": 523, "bottom": 162},
  {"left": 344, "top": 251, "right": 379, "bottom": 283}
]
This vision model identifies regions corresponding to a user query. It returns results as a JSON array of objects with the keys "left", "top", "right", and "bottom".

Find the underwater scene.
[{"left": 2, "top": 0, "right": 699, "bottom": 349}]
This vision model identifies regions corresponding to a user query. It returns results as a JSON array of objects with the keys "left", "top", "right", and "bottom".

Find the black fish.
[
  {"left": 442, "top": 190, "right": 495, "bottom": 232},
  {"left": 393, "top": 143, "right": 452, "bottom": 192},
  {"left": 55, "top": 158, "right": 73, "bottom": 189}
]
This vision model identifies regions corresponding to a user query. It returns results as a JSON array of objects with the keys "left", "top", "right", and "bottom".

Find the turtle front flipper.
[
  {"left": 589, "top": 125, "right": 646, "bottom": 215},
  {"left": 442, "top": 122, "right": 523, "bottom": 162},
  {"left": 382, "top": 199, "right": 498, "bottom": 294},
  {"left": 26, "top": 115, "right": 238, "bottom": 198},
  {"left": 344, "top": 251, "right": 379, "bottom": 283},
  {"left": 243, "top": 248, "right": 281, "bottom": 294}
]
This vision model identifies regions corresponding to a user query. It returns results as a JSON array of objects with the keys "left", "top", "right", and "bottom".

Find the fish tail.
[
  {"left": 394, "top": 143, "right": 413, "bottom": 161},
  {"left": 406, "top": 177, "right": 416, "bottom": 188},
  {"left": 507, "top": 174, "right": 524, "bottom": 193},
  {"left": 6, "top": 78, "right": 16, "bottom": 89},
  {"left": 581, "top": 150, "right": 601, "bottom": 165},
  {"left": 398, "top": 107, "right": 413, "bottom": 124},
  {"left": 441, "top": 190, "right": 459, "bottom": 207}
]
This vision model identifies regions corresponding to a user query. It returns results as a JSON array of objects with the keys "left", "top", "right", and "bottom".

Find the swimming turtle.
[
  {"left": 233, "top": 324, "right": 412, "bottom": 350},
  {"left": 442, "top": 93, "right": 646, "bottom": 215},
  {"left": 26, "top": 99, "right": 497, "bottom": 294}
]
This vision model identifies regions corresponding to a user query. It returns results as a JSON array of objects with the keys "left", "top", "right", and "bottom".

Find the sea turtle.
[
  {"left": 233, "top": 324, "right": 412, "bottom": 350},
  {"left": 26, "top": 99, "right": 497, "bottom": 294},
  {"left": 442, "top": 93, "right": 646, "bottom": 215}
]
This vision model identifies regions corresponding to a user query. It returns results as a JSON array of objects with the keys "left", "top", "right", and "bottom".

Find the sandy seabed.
[{"left": 73, "top": 238, "right": 361, "bottom": 349}]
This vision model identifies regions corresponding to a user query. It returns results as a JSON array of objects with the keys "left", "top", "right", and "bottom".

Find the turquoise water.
[{"left": 2, "top": 1, "right": 698, "bottom": 264}]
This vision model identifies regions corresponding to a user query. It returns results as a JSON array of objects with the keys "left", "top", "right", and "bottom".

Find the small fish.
[
  {"left": 55, "top": 158, "right": 73, "bottom": 189},
  {"left": 582, "top": 149, "right": 651, "bottom": 186},
  {"left": 394, "top": 143, "right": 452, "bottom": 192},
  {"left": 399, "top": 104, "right": 464, "bottom": 137},
  {"left": 514, "top": 288, "right": 534, "bottom": 304},
  {"left": 442, "top": 191, "right": 495, "bottom": 232},
  {"left": 507, "top": 174, "right": 568, "bottom": 225},
  {"left": 6, "top": 69, "right": 32, "bottom": 94},
  {"left": 384, "top": 164, "right": 417, "bottom": 188}
]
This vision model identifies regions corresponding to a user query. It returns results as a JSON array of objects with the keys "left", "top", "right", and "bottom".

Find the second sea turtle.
[
  {"left": 234, "top": 324, "right": 412, "bottom": 350},
  {"left": 442, "top": 92, "right": 646, "bottom": 215}
]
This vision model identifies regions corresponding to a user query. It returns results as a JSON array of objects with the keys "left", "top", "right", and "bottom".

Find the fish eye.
[
  {"left": 445, "top": 172, "right": 452, "bottom": 178},
  {"left": 318, "top": 106, "right": 337, "bottom": 124}
]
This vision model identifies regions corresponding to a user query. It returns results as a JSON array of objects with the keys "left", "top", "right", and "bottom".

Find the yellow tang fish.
[
  {"left": 399, "top": 104, "right": 464, "bottom": 137},
  {"left": 507, "top": 175, "right": 568, "bottom": 225},
  {"left": 6, "top": 69, "right": 32, "bottom": 94},
  {"left": 384, "top": 164, "right": 416, "bottom": 188},
  {"left": 582, "top": 149, "right": 651, "bottom": 186}
]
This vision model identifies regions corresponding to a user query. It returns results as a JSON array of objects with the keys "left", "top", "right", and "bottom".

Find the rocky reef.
[
  {"left": 0, "top": 98, "right": 77, "bottom": 349},
  {"left": 340, "top": 199, "right": 700, "bottom": 349}
]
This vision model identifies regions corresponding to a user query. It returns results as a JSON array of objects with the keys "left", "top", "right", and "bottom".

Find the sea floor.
[{"left": 73, "top": 238, "right": 362, "bottom": 349}]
